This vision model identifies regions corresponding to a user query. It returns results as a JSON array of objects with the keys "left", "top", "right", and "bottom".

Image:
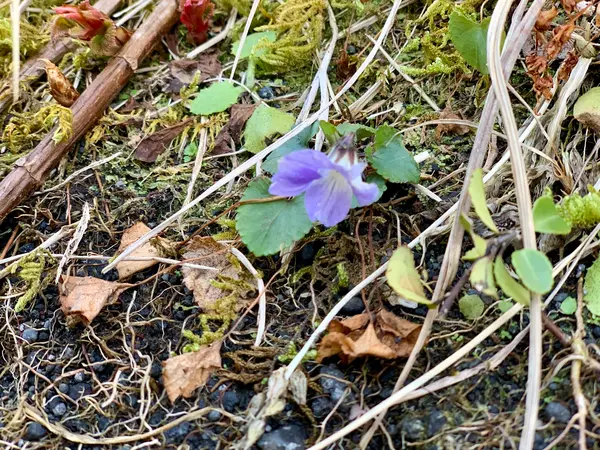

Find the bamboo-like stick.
[
  {"left": 0, "top": 0, "right": 123, "bottom": 113},
  {"left": 0, "top": 0, "right": 179, "bottom": 223}
]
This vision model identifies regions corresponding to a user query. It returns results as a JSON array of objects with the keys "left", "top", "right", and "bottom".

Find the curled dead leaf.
[
  {"left": 317, "top": 309, "right": 421, "bottom": 363},
  {"left": 182, "top": 237, "right": 249, "bottom": 311},
  {"left": 135, "top": 118, "right": 194, "bottom": 163},
  {"left": 40, "top": 59, "right": 80, "bottom": 107},
  {"left": 435, "top": 107, "right": 470, "bottom": 139},
  {"left": 167, "top": 53, "right": 222, "bottom": 91},
  {"left": 59, "top": 276, "right": 133, "bottom": 325},
  {"left": 162, "top": 340, "right": 222, "bottom": 402},
  {"left": 535, "top": 7, "right": 558, "bottom": 33},
  {"left": 114, "top": 222, "right": 170, "bottom": 280},
  {"left": 213, "top": 104, "right": 257, "bottom": 155}
]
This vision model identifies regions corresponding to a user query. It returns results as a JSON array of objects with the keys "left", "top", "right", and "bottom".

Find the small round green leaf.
[
  {"left": 368, "top": 125, "right": 420, "bottom": 183},
  {"left": 243, "top": 104, "right": 295, "bottom": 154},
  {"left": 236, "top": 178, "right": 313, "bottom": 256},
  {"left": 533, "top": 196, "right": 571, "bottom": 235},
  {"left": 459, "top": 294, "right": 484, "bottom": 320},
  {"left": 560, "top": 296, "right": 577, "bottom": 315},
  {"left": 449, "top": 11, "right": 490, "bottom": 74},
  {"left": 188, "top": 81, "right": 243, "bottom": 116},
  {"left": 511, "top": 249, "right": 553, "bottom": 294},
  {"left": 498, "top": 300, "right": 513, "bottom": 313}
]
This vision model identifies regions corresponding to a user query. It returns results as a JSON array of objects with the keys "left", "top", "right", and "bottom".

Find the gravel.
[
  {"left": 402, "top": 418, "right": 426, "bottom": 441},
  {"left": 24, "top": 422, "right": 47, "bottom": 441},
  {"left": 257, "top": 424, "right": 306, "bottom": 450},
  {"left": 339, "top": 296, "right": 365, "bottom": 316},
  {"left": 544, "top": 402, "right": 572, "bottom": 423},
  {"left": 22, "top": 328, "right": 39, "bottom": 343}
]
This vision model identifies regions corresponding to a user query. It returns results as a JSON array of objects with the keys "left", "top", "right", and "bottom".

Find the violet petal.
[
  {"left": 269, "top": 150, "right": 333, "bottom": 197},
  {"left": 304, "top": 170, "right": 353, "bottom": 227}
]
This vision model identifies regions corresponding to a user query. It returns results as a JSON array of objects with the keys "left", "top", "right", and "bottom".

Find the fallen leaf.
[
  {"left": 213, "top": 104, "right": 257, "bottom": 155},
  {"left": 59, "top": 276, "right": 132, "bottom": 325},
  {"left": 547, "top": 23, "right": 575, "bottom": 60},
  {"left": 375, "top": 309, "right": 422, "bottom": 357},
  {"left": 182, "top": 237, "right": 247, "bottom": 310},
  {"left": 41, "top": 59, "right": 80, "bottom": 107},
  {"left": 535, "top": 7, "right": 558, "bottom": 32},
  {"left": 435, "top": 106, "right": 470, "bottom": 138},
  {"left": 561, "top": 0, "right": 578, "bottom": 13},
  {"left": 135, "top": 118, "right": 194, "bottom": 163},
  {"left": 114, "top": 222, "right": 167, "bottom": 280},
  {"left": 162, "top": 340, "right": 222, "bottom": 402},
  {"left": 317, "top": 309, "right": 421, "bottom": 363},
  {"left": 168, "top": 53, "right": 222, "bottom": 91}
]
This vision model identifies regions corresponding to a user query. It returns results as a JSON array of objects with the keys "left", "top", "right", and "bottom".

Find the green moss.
[
  {"left": 557, "top": 188, "right": 600, "bottom": 229},
  {"left": 2, "top": 105, "right": 73, "bottom": 151},
  {"left": 254, "top": 0, "right": 325, "bottom": 74}
]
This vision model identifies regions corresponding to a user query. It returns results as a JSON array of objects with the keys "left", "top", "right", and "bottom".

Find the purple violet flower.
[{"left": 268, "top": 134, "right": 379, "bottom": 227}]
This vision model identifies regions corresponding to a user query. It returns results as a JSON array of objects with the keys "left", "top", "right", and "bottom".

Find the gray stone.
[
  {"left": 58, "top": 383, "right": 70, "bottom": 393},
  {"left": 52, "top": 402, "right": 67, "bottom": 417},
  {"left": 544, "top": 402, "right": 571, "bottom": 423},
  {"left": 257, "top": 424, "right": 306, "bottom": 450},
  {"left": 339, "top": 296, "right": 365, "bottom": 316},
  {"left": 207, "top": 410, "right": 221, "bottom": 422},
  {"left": 426, "top": 410, "right": 446, "bottom": 437},
  {"left": 24, "top": 422, "right": 47, "bottom": 441},
  {"left": 310, "top": 397, "right": 332, "bottom": 419},
  {"left": 402, "top": 418, "right": 426, "bottom": 441},
  {"left": 319, "top": 366, "right": 355, "bottom": 406},
  {"left": 22, "top": 328, "right": 38, "bottom": 343},
  {"left": 74, "top": 372, "right": 86, "bottom": 383}
]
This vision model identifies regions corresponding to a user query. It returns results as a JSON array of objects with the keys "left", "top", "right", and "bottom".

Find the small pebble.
[
  {"left": 544, "top": 401, "right": 571, "bottom": 423},
  {"left": 58, "top": 383, "right": 70, "bottom": 393},
  {"left": 402, "top": 418, "right": 426, "bottom": 441},
  {"left": 207, "top": 410, "right": 221, "bottom": 422},
  {"left": 258, "top": 424, "right": 306, "bottom": 450},
  {"left": 426, "top": 410, "right": 446, "bottom": 437},
  {"left": 339, "top": 296, "right": 365, "bottom": 316},
  {"left": 22, "top": 328, "right": 39, "bottom": 343},
  {"left": 24, "top": 422, "right": 47, "bottom": 441},
  {"left": 38, "top": 331, "right": 49, "bottom": 341},
  {"left": 310, "top": 397, "right": 332, "bottom": 418},
  {"left": 52, "top": 402, "right": 67, "bottom": 417},
  {"left": 74, "top": 372, "right": 86, "bottom": 383},
  {"left": 258, "top": 86, "right": 275, "bottom": 100}
]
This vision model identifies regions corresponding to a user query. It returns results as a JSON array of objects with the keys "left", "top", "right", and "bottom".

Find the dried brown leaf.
[
  {"left": 41, "top": 59, "right": 80, "bottom": 107},
  {"left": 561, "top": 0, "right": 578, "bottom": 13},
  {"left": 376, "top": 309, "right": 422, "bottom": 357},
  {"left": 535, "top": 7, "right": 558, "bottom": 32},
  {"left": 59, "top": 276, "right": 132, "bottom": 325},
  {"left": 168, "top": 54, "right": 221, "bottom": 91},
  {"left": 182, "top": 237, "right": 243, "bottom": 310},
  {"left": 162, "top": 340, "right": 222, "bottom": 402},
  {"left": 135, "top": 118, "right": 194, "bottom": 163},
  {"left": 317, "top": 309, "right": 421, "bottom": 363},
  {"left": 435, "top": 107, "right": 470, "bottom": 139},
  {"left": 213, "top": 104, "right": 257, "bottom": 155},
  {"left": 114, "top": 222, "right": 165, "bottom": 280},
  {"left": 547, "top": 23, "right": 575, "bottom": 60}
]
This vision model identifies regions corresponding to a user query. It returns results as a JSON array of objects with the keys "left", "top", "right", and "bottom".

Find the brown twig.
[{"left": 0, "top": 0, "right": 179, "bottom": 224}]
